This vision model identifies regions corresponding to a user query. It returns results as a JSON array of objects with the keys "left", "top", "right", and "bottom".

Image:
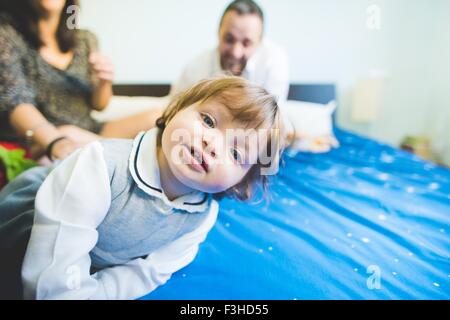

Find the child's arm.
[
  {"left": 21, "top": 141, "right": 112, "bottom": 299},
  {"left": 21, "top": 140, "right": 219, "bottom": 300},
  {"left": 89, "top": 200, "right": 218, "bottom": 300}
]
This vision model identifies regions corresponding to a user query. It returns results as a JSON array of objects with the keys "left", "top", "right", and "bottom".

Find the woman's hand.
[
  {"left": 89, "top": 52, "right": 115, "bottom": 83},
  {"left": 49, "top": 125, "right": 102, "bottom": 160},
  {"left": 50, "top": 137, "right": 81, "bottom": 160}
]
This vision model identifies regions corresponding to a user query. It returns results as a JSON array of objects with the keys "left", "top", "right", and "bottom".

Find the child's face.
[{"left": 161, "top": 99, "right": 263, "bottom": 194}]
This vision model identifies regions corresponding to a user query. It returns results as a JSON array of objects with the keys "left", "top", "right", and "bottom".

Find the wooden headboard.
[
  {"left": 113, "top": 84, "right": 171, "bottom": 97},
  {"left": 113, "top": 84, "right": 336, "bottom": 104}
]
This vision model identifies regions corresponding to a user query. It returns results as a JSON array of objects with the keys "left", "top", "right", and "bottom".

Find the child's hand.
[{"left": 89, "top": 52, "right": 115, "bottom": 83}]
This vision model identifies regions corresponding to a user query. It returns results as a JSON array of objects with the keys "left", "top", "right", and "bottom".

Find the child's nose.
[{"left": 203, "top": 136, "right": 217, "bottom": 158}]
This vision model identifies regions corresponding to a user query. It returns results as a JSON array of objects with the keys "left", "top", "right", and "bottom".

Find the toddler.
[{"left": 0, "top": 76, "right": 284, "bottom": 299}]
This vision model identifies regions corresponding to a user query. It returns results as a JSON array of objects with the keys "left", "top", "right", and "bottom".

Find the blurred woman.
[{"left": 0, "top": 0, "right": 161, "bottom": 160}]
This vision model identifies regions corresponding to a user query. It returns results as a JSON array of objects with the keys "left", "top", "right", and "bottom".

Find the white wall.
[
  {"left": 79, "top": 0, "right": 450, "bottom": 163},
  {"left": 426, "top": 1, "right": 450, "bottom": 165},
  {"left": 79, "top": 0, "right": 223, "bottom": 83}
]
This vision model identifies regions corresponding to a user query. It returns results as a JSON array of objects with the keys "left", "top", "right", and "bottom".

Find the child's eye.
[
  {"left": 201, "top": 113, "right": 215, "bottom": 128},
  {"left": 230, "top": 148, "right": 243, "bottom": 163}
]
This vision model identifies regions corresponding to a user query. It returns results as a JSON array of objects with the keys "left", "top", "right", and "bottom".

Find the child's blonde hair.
[{"left": 156, "top": 76, "right": 284, "bottom": 201}]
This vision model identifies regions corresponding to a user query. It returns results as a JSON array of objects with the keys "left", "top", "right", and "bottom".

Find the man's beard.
[{"left": 221, "top": 56, "right": 247, "bottom": 76}]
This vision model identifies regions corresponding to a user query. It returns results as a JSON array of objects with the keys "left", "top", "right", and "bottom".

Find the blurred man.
[{"left": 171, "top": 0, "right": 289, "bottom": 103}]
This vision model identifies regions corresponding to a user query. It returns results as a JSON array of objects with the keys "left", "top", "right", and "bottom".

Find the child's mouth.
[{"left": 183, "top": 144, "right": 209, "bottom": 173}]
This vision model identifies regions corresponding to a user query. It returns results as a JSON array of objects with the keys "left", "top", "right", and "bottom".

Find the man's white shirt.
[{"left": 171, "top": 38, "right": 289, "bottom": 104}]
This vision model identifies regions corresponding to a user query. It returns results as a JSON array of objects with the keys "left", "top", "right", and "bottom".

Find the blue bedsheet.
[{"left": 143, "top": 128, "right": 450, "bottom": 300}]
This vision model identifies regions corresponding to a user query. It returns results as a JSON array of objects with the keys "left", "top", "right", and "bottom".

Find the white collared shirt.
[
  {"left": 170, "top": 38, "right": 290, "bottom": 103},
  {"left": 129, "top": 129, "right": 211, "bottom": 213},
  {"left": 21, "top": 129, "right": 219, "bottom": 300}
]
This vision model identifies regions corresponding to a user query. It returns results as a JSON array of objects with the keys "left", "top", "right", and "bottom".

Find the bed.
[{"left": 121, "top": 84, "right": 450, "bottom": 300}]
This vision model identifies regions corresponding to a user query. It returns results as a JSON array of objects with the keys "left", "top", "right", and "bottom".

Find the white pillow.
[
  {"left": 91, "top": 95, "right": 171, "bottom": 122},
  {"left": 280, "top": 100, "right": 339, "bottom": 154}
]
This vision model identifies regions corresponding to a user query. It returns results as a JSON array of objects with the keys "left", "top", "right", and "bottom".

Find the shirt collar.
[{"left": 128, "top": 128, "right": 210, "bottom": 213}]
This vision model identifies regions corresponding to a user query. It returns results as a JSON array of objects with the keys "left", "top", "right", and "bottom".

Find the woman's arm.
[
  {"left": 0, "top": 26, "right": 81, "bottom": 160},
  {"left": 91, "top": 81, "right": 113, "bottom": 111},
  {"left": 9, "top": 104, "right": 61, "bottom": 148},
  {"left": 9, "top": 104, "right": 81, "bottom": 160},
  {"left": 90, "top": 53, "right": 114, "bottom": 111},
  {"left": 83, "top": 31, "right": 113, "bottom": 111}
]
